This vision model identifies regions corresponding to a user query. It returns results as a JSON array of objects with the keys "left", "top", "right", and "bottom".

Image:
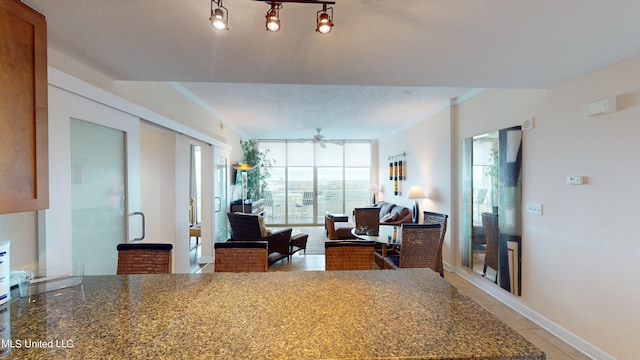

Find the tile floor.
[{"left": 226, "top": 253, "right": 591, "bottom": 360}]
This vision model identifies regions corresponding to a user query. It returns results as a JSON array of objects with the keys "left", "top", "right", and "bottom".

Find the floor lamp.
[
  {"left": 231, "top": 163, "right": 256, "bottom": 213},
  {"left": 407, "top": 185, "right": 426, "bottom": 223}
]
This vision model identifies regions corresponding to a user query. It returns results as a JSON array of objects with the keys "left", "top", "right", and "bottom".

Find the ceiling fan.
[
  {"left": 313, "top": 128, "right": 327, "bottom": 148},
  {"left": 305, "top": 128, "right": 343, "bottom": 148}
]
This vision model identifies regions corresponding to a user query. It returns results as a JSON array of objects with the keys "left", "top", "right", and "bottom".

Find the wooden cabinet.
[{"left": 0, "top": 0, "right": 48, "bottom": 214}]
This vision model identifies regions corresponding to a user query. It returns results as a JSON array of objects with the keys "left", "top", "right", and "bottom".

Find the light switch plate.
[{"left": 527, "top": 203, "right": 543, "bottom": 216}]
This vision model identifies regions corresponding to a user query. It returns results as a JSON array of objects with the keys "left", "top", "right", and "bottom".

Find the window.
[{"left": 259, "top": 140, "right": 371, "bottom": 225}]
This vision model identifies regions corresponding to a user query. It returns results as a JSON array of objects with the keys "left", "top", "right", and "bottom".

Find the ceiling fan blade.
[{"left": 320, "top": 141, "right": 326, "bottom": 148}]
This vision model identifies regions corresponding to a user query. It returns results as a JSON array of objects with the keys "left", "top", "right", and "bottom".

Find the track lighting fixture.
[
  {"left": 211, "top": 0, "right": 335, "bottom": 34},
  {"left": 316, "top": 3, "right": 333, "bottom": 34},
  {"left": 210, "top": 0, "right": 228, "bottom": 30},
  {"left": 265, "top": 1, "right": 282, "bottom": 32}
]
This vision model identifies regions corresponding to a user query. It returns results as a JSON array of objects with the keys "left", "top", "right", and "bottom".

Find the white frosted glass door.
[{"left": 70, "top": 119, "right": 126, "bottom": 275}]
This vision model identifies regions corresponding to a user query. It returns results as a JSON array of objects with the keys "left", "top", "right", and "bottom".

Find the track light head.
[
  {"left": 210, "top": 0, "right": 228, "bottom": 30},
  {"left": 265, "top": 2, "right": 281, "bottom": 32},
  {"left": 316, "top": 5, "right": 333, "bottom": 34}
]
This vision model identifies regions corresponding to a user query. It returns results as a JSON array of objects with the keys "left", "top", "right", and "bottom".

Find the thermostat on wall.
[
  {"left": 567, "top": 176, "right": 584, "bottom": 185},
  {"left": 522, "top": 117, "right": 534, "bottom": 130}
]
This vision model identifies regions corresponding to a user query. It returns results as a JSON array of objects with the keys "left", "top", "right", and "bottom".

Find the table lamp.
[
  {"left": 369, "top": 183, "right": 379, "bottom": 205},
  {"left": 406, "top": 185, "right": 426, "bottom": 223}
]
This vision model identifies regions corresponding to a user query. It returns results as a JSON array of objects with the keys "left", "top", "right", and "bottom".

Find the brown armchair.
[
  {"left": 227, "top": 213, "right": 292, "bottom": 266},
  {"left": 325, "top": 214, "right": 356, "bottom": 240}
]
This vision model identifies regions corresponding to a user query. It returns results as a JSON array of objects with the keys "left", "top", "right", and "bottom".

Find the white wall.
[
  {"left": 0, "top": 212, "right": 38, "bottom": 270},
  {"left": 47, "top": 48, "right": 242, "bottom": 154},
  {"left": 378, "top": 55, "right": 640, "bottom": 360},
  {"left": 378, "top": 107, "right": 453, "bottom": 265},
  {"left": 450, "top": 57, "right": 640, "bottom": 359},
  {"left": 140, "top": 124, "right": 177, "bottom": 268}
]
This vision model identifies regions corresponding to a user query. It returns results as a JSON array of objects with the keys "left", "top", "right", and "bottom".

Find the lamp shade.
[
  {"left": 369, "top": 183, "right": 379, "bottom": 192},
  {"left": 406, "top": 185, "right": 426, "bottom": 200},
  {"left": 231, "top": 163, "right": 256, "bottom": 171}
]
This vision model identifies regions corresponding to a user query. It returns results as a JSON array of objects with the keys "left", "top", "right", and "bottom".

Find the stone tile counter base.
[{"left": 6, "top": 270, "right": 545, "bottom": 359}]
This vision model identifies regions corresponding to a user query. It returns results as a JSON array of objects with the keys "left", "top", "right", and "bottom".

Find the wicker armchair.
[
  {"left": 383, "top": 224, "right": 442, "bottom": 274},
  {"left": 116, "top": 243, "right": 173, "bottom": 274},
  {"left": 227, "top": 212, "right": 292, "bottom": 266},
  {"left": 325, "top": 240, "right": 377, "bottom": 270},
  {"left": 423, "top": 211, "right": 449, "bottom": 277},
  {"left": 481, "top": 212, "right": 499, "bottom": 283},
  {"left": 214, "top": 241, "right": 268, "bottom": 272}
]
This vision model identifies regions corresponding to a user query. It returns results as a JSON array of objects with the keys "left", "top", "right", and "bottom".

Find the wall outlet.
[{"left": 527, "top": 203, "right": 543, "bottom": 216}]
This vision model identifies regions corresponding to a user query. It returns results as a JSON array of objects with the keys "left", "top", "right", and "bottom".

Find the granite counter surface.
[{"left": 3, "top": 269, "right": 545, "bottom": 359}]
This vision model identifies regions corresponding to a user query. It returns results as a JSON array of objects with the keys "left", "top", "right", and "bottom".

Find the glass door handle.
[
  {"left": 132, "top": 211, "right": 146, "bottom": 241},
  {"left": 214, "top": 197, "right": 222, "bottom": 213}
]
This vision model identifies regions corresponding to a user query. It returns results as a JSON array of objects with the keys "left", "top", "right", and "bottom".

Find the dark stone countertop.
[{"left": 2, "top": 269, "right": 545, "bottom": 359}]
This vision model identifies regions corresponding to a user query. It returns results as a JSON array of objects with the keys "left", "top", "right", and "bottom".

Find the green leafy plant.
[
  {"left": 485, "top": 149, "right": 499, "bottom": 208},
  {"left": 240, "top": 140, "right": 273, "bottom": 199}
]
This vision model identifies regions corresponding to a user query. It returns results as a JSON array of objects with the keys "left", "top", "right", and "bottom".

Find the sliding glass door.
[
  {"left": 259, "top": 140, "right": 371, "bottom": 226},
  {"left": 46, "top": 84, "right": 142, "bottom": 275},
  {"left": 70, "top": 119, "right": 127, "bottom": 275}
]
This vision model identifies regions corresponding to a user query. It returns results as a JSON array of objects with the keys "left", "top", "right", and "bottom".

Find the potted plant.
[
  {"left": 486, "top": 148, "right": 499, "bottom": 213},
  {"left": 239, "top": 140, "right": 273, "bottom": 200}
]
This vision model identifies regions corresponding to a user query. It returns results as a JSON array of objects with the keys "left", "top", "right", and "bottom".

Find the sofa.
[
  {"left": 325, "top": 201, "right": 413, "bottom": 240},
  {"left": 374, "top": 201, "right": 413, "bottom": 226}
]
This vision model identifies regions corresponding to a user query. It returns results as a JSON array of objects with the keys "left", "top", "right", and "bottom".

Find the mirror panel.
[{"left": 463, "top": 126, "right": 522, "bottom": 295}]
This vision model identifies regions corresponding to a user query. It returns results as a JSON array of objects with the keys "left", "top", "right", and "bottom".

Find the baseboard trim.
[{"left": 446, "top": 263, "right": 614, "bottom": 360}]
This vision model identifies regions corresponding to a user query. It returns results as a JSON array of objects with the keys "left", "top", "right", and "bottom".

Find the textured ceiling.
[{"left": 22, "top": 0, "right": 640, "bottom": 140}]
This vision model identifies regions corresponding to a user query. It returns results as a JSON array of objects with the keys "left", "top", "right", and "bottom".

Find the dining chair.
[
  {"left": 263, "top": 190, "right": 281, "bottom": 223},
  {"left": 298, "top": 191, "right": 314, "bottom": 222},
  {"left": 383, "top": 224, "right": 442, "bottom": 274},
  {"left": 354, "top": 207, "right": 380, "bottom": 235},
  {"left": 481, "top": 212, "right": 499, "bottom": 283},
  {"left": 116, "top": 243, "right": 173, "bottom": 274},
  {"left": 325, "top": 240, "right": 377, "bottom": 270},
  {"left": 422, "top": 211, "right": 449, "bottom": 277},
  {"left": 214, "top": 241, "right": 268, "bottom": 272}
]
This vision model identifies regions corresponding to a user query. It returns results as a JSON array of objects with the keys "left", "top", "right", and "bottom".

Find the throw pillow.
[
  {"left": 381, "top": 213, "right": 393, "bottom": 222},
  {"left": 257, "top": 215, "right": 268, "bottom": 238}
]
